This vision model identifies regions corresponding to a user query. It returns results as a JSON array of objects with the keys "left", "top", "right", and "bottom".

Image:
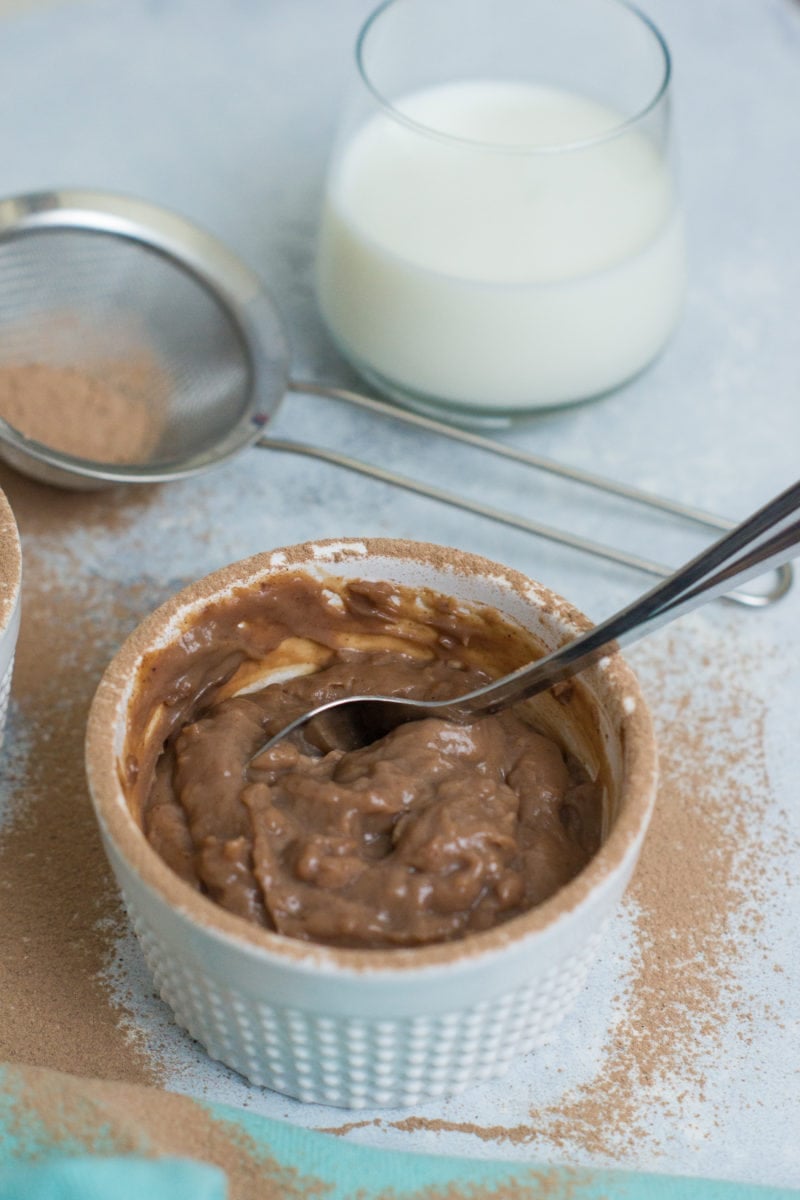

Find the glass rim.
[{"left": 355, "top": 0, "right": 672, "bottom": 154}]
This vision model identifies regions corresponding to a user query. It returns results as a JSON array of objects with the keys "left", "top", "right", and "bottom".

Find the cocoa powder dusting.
[
  {"left": 382, "top": 626, "right": 791, "bottom": 1159},
  {"left": 0, "top": 475, "right": 494, "bottom": 1200},
  {"left": 0, "top": 1064, "right": 327, "bottom": 1199},
  {"left": 369, "top": 1178, "right": 586, "bottom": 1200},
  {"left": 531, "top": 632, "right": 788, "bottom": 1158},
  {"left": 0, "top": 465, "right": 164, "bottom": 1084},
  {"left": 0, "top": 457, "right": 790, "bottom": 1186},
  {"left": 2, "top": 1051, "right": 592, "bottom": 1200}
]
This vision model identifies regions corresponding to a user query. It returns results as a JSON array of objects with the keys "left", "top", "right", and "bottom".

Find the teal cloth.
[
  {"left": 0, "top": 1064, "right": 797, "bottom": 1200},
  {"left": 0, "top": 1156, "right": 226, "bottom": 1199},
  {"left": 201, "top": 1099, "right": 800, "bottom": 1200},
  {"left": 0, "top": 1137, "right": 798, "bottom": 1200}
]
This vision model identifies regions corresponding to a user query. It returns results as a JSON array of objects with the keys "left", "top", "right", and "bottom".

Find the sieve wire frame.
[{"left": 0, "top": 189, "right": 290, "bottom": 488}]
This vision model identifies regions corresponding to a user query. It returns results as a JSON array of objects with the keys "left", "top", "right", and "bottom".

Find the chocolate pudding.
[{"left": 126, "top": 573, "right": 603, "bottom": 949}]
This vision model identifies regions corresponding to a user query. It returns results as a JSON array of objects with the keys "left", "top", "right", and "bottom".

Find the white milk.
[{"left": 317, "top": 81, "right": 685, "bottom": 412}]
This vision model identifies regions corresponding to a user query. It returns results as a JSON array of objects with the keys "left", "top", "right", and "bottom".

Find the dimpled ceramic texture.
[
  {"left": 0, "top": 490, "right": 22, "bottom": 751},
  {"left": 86, "top": 539, "right": 658, "bottom": 1109}
]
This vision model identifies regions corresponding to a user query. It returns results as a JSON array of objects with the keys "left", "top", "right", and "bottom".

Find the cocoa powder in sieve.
[{"left": 0, "top": 361, "right": 163, "bottom": 464}]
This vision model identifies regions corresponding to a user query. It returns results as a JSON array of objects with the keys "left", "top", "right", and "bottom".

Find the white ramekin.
[
  {"left": 0, "top": 488, "right": 22, "bottom": 749},
  {"left": 85, "top": 538, "right": 657, "bottom": 1109}
]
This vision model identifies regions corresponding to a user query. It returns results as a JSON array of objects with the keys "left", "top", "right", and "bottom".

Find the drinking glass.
[{"left": 316, "top": 0, "right": 684, "bottom": 422}]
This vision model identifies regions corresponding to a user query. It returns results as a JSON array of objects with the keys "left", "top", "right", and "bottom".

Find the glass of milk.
[{"left": 317, "top": 0, "right": 685, "bottom": 421}]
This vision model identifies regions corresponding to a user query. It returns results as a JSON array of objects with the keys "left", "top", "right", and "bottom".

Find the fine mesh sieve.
[
  {"left": 0, "top": 189, "right": 791, "bottom": 606},
  {"left": 0, "top": 189, "right": 288, "bottom": 487}
]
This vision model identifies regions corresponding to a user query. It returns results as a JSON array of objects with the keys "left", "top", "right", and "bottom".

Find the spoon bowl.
[{"left": 252, "top": 479, "right": 800, "bottom": 760}]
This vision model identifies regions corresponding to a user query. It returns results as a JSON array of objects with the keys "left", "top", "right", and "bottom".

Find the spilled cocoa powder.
[
  {"left": 0, "top": 1066, "right": 587, "bottom": 1200},
  {"left": 0, "top": 459, "right": 791, "bottom": 1187},
  {"left": 532, "top": 632, "right": 789, "bottom": 1158},
  {"left": 1, "top": 1064, "right": 327, "bottom": 1200},
  {"left": 371, "top": 628, "right": 792, "bottom": 1159},
  {"left": 0, "top": 471, "right": 355, "bottom": 1200},
  {"left": 0, "top": 465, "right": 164, "bottom": 1084}
]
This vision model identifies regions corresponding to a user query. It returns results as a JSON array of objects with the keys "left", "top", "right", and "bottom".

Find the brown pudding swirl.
[{"left": 128, "top": 573, "right": 603, "bottom": 949}]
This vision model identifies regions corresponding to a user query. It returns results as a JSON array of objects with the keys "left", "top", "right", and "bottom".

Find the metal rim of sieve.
[{"left": 0, "top": 188, "right": 290, "bottom": 487}]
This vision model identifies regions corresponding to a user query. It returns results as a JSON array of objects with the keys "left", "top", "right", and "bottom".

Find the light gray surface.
[{"left": 1, "top": 0, "right": 799, "bottom": 1187}]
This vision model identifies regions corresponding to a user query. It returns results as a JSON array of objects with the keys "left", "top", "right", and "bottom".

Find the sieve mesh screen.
[{"left": 0, "top": 227, "right": 253, "bottom": 466}]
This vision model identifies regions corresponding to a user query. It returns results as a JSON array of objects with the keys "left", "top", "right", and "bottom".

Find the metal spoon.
[{"left": 251, "top": 479, "right": 800, "bottom": 758}]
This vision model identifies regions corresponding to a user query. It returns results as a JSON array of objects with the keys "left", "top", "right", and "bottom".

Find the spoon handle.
[{"left": 456, "top": 479, "right": 800, "bottom": 717}]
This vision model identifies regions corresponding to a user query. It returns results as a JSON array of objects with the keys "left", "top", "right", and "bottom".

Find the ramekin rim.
[
  {"left": 85, "top": 536, "right": 659, "bottom": 974},
  {"left": 0, "top": 488, "right": 22, "bottom": 636}
]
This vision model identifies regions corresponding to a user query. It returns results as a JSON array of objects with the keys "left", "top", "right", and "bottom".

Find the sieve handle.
[{"left": 266, "top": 380, "right": 795, "bottom": 608}]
